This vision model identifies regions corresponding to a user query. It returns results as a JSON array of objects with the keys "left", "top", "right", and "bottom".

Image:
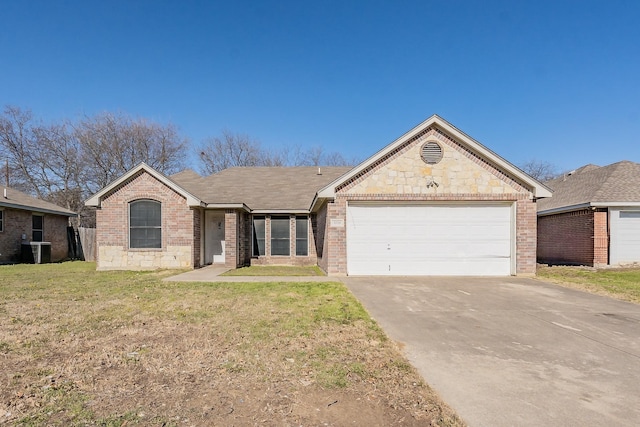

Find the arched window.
[{"left": 129, "top": 200, "right": 161, "bottom": 248}]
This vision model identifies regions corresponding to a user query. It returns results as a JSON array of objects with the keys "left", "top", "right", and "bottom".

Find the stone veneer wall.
[
  {"left": 322, "top": 126, "right": 537, "bottom": 276},
  {"left": 96, "top": 171, "right": 195, "bottom": 270}
]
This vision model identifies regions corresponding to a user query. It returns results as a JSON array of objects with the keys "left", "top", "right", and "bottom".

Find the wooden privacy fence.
[{"left": 77, "top": 227, "right": 96, "bottom": 261}]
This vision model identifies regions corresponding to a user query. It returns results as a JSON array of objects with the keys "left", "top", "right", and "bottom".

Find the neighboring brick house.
[
  {"left": 0, "top": 187, "right": 76, "bottom": 263},
  {"left": 86, "top": 115, "right": 551, "bottom": 275},
  {"left": 537, "top": 161, "right": 640, "bottom": 266}
]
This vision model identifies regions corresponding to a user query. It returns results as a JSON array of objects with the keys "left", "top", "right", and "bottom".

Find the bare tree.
[
  {"left": 0, "top": 106, "right": 189, "bottom": 227},
  {"left": 198, "top": 130, "right": 266, "bottom": 174},
  {"left": 0, "top": 106, "right": 40, "bottom": 193},
  {"left": 520, "top": 159, "right": 560, "bottom": 182},
  {"left": 75, "top": 112, "right": 188, "bottom": 192},
  {"left": 198, "top": 134, "right": 358, "bottom": 173}
]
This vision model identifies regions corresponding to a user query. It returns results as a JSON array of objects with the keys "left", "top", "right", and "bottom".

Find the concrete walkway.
[{"left": 163, "top": 265, "right": 340, "bottom": 282}]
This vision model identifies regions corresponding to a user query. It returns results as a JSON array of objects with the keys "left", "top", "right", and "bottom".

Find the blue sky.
[{"left": 1, "top": 0, "right": 639, "bottom": 172}]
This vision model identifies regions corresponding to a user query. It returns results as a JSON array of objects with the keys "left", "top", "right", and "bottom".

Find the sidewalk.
[{"left": 163, "top": 265, "right": 340, "bottom": 282}]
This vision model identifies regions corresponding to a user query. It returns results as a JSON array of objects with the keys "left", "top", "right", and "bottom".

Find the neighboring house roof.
[
  {"left": 538, "top": 161, "right": 640, "bottom": 215},
  {"left": 0, "top": 187, "right": 76, "bottom": 216},
  {"left": 316, "top": 114, "right": 552, "bottom": 202}
]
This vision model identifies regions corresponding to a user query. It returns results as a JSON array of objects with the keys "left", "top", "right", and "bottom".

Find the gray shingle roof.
[
  {"left": 0, "top": 187, "right": 76, "bottom": 216},
  {"left": 172, "top": 167, "right": 352, "bottom": 211},
  {"left": 537, "top": 161, "right": 640, "bottom": 212}
]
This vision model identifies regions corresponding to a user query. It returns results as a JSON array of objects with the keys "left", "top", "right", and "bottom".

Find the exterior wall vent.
[{"left": 420, "top": 141, "right": 443, "bottom": 165}]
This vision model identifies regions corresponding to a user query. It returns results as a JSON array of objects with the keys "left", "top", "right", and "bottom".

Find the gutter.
[
  {"left": 0, "top": 202, "right": 76, "bottom": 217},
  {"left": 538, "top": 201, "right": 640, "bottom": 216}
]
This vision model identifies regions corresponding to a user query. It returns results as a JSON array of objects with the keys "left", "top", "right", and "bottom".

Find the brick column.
[
  {"left": 326, "top": 197, "right": 347, "bottom": 275},
  {"left": 593, "top": 209, "right": 608, "bottom": 265},
  {"left": 224, "top": 210, "right": 237, "bottom": 268},
  {"left": 516, "top": 198, "right": 537, "bottom": 275}
]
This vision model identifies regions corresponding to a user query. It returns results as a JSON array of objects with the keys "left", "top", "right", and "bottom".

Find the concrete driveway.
[{"left": 342, "top": 276, "right": 640, "bottom": 427}]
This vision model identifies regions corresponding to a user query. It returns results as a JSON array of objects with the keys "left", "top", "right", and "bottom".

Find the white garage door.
[
  {"left": 346, "top": 203, "right": 513, "bottom": 276},
  {"left": 609, "top": 209, "right": 640, "bottom": 265}
]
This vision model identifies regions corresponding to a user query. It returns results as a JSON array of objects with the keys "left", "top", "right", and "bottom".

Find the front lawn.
[
  {"left": 537, "top": 265, "right": 640, "bottom": 304},
  {"left": 0, "top": 262, "right": 463, "bottom": 426},
  {"left": 221, "top": 265, "right": 326, "bottom": 276}
]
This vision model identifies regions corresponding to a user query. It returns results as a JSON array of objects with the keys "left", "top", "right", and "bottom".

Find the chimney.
[
  {"left": 3, "top": 188, "right": 6, "bottom": 199},
  {"left": 317, "top": 167, "right": 322, "bottom": 175}
]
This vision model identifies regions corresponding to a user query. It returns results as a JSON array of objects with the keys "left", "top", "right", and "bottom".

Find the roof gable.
[
  {"left": 85, "top": 163, "right": 203, "bottom": 207},
  {"left": 0, "top": 187, "right": 76, "bottom": 216},
  {"left": 317, "top": 115, "right": 552, "bottom": 200}
]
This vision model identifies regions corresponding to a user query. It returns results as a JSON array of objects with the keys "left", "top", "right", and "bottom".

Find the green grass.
[
  {"left": 221, "top": 264, "right": 326, "bottom": 276},
  {"left": 537, "top": 265, "right": 640, "bottom": 303},
  {"left": 0, "top": 262, "right": 463, "bottom": 426}
]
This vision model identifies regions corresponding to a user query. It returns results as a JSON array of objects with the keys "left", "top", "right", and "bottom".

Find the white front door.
[
  {"left": 346, "top": 203, "right": 513, "bottom": 276},
  {"left": 205, "top": 211, "right": 225, "bottom": 264}
]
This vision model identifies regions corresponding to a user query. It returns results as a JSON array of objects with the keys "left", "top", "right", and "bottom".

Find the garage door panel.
[
  {"left": 347, "top": 204, "right": 512, "bottom": 276},
  {"left": 610, "top": 209, "right": 640, "bottom": 264}
]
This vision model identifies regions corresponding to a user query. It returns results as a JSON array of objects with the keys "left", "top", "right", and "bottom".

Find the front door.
[{"left": 205, "top": 211, "right": 225, "bottom": 264}]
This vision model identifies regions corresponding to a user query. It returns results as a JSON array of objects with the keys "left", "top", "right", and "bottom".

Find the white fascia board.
[
  {"left": 204, "top": 203, "right": 251, "bottom": 212},
  {"left": 537, "top": 203, "right": 592, "bottom": 216},
  {"left": 251, "top": 209, "right": 310, "bottom": 214},
  {"left": 434, "top": 118, "right": 553, "bottom": 199},
  {"left": 316, "top": 115, "right": 552, "bottom": 199},
  {"left": 538, "top": 202, "right": 640, "bottom": 216},
  {"left": 591, "top": 202, "right": 640, "bottom": 208},
  {"left": 85, "top": 163, "right": 203, "bottom": 208}
]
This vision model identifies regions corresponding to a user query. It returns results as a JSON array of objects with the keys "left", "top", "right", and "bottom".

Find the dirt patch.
[{"left": 0, "top": 263, "right": 464, "bottom": 426}]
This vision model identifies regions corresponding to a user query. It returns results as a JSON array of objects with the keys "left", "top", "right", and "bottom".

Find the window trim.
[
  {"left": 0, "top": 209, "right": 3, "bottom": 232},
  {"left": 270, "top": 215, "right": 290, "bottom": 256},
  {"left": 32, "top": 214, "right": 44, "bottom": 242},
  {"left": 252, "top": 215, "right": 266, "bottom": 257},
  {"left": 295, "top": 216, "right": 308, "bottom": 256},
  {"left": 129, "top": 199, "right": 162, "bottom": 249}
]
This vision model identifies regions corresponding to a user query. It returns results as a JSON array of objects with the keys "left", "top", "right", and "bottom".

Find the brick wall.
[
  {"left": 0, "top": 208, "right": 70, "bottom": 263},
  {"left": 593, "top": 209, "right": 608, "bottom": 265},
  {"left": 96, "top": 171, "right": 195, "bottom": 270},
  {"left": 537, "top": 209, "right": 598, "bottom": 266},
  {"left": 325, "top": 197, "right": 347, "bottom": 275},
  {"left": 516, "top": 198, "right": 537, "bottom": 275},
  {"left": 224, "top": 210, "right": 237, "bottom": 268},
  {"left": 192, "top": 208, "right": 202, "bottom": 267}
]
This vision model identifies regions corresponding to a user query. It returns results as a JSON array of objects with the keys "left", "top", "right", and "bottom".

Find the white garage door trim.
[
  {"left": 346, "top": 202, "right": 515, "bottom": 276},
  {"left": 609, "top": 208, "right": 640, "bottom": 265}
]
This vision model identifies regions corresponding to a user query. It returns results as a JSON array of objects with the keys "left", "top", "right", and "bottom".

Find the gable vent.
[{"left": 420, "top": 141, "right": 443, "bottom": 164}]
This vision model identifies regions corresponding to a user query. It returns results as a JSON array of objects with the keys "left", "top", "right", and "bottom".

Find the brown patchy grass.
[
  {"left": 0, "top": 262, "right": 464, "bottom": 426},
  {"left": 537, "top": 265, "right": 640, "bottom": 304},
  {"left": 221, "top": 265, "right": 326, "bottom": 276}
]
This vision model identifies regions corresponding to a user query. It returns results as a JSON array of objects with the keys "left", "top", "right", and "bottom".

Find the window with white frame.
[
  {"left": 296, "top": 216, "right": 308, "bottom": 256},
  {"left": 252, "top": 216, "right": 266, "bottom": 256},
  {"left": 32, "top": 214, "right": 43, "bottom": 241},
  {"left": 271, "top": 216, "right": 290, "bottom": 256},
  {"left": 129, "top": 200, "right": 161, "bottom": 248}
]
